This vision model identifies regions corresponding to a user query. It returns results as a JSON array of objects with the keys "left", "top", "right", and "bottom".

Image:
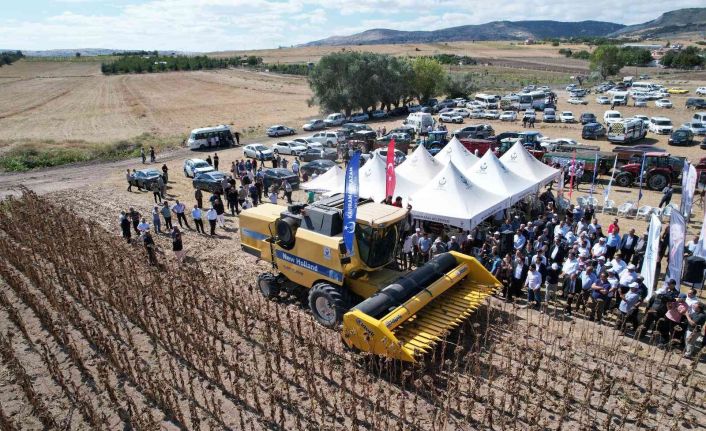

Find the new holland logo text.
[{"left": 275, "top": 250, "right": 343, "bottom": 282}]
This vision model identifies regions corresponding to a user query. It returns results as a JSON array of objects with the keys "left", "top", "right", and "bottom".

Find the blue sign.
[
  {"left": 241, "top": 228, "right": 268, "bottom": 241},
  {"left": 275, "top": 250, "right": 343, "bottom": 282},
  {"left": 343, "top": 151, "right": 361, "bottom": 256}
]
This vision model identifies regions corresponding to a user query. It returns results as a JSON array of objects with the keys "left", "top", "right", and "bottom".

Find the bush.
[
  {"left": 660, "top": 46, "right": 705, "bottom": 69},
  {"left": 0, "top": 50, "right": 24, "bottom": 66}
]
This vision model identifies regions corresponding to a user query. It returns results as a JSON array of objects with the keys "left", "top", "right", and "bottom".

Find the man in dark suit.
[
  {"left": 562, "top": 272, "right": 583, "bottom": 316},
  {"left": 547, "top": 236, "right": 566, "bottom": 265},
  {"left": 508, "top": 256, "right": 528, "bottom": 302},
  {"left": 631, "top": 232, "right": 648, "bottom": 271},
  {"left": 619, "top": 228, "right": 639, "bottom": 264}
]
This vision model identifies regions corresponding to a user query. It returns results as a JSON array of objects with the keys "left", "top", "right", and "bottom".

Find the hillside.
[
  {"left": 304, "top": 20, "right": 625, "bottom": 46},
  {"left": 610, "top": 8, "right": 706, "bottom": 38}
]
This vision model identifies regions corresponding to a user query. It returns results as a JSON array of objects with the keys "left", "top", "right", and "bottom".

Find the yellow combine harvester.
[{"left": 240, "top": 195, "right": 501, "bottom": 362}]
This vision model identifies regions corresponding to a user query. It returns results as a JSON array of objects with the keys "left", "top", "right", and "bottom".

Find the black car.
[
  {"left": 579, "top": 112, "right": 597, "bottom": 125},
  {"left": 299, "top": 147, "right": 338, "bottom": 162},
  {"left": 339, "top": 123, "right": 372, "bottom": 138},
  {"left": 388, "top": 106, "right": 409, "bottom": 117},
  {"left": 668, "top": 128, "right": 695, "bottom": 146},
  {"left": 192, "top": 171, "right": 227, "bottom": 193},
  {"left": 700, "top": 136, "right": 706, "bottom": 150},
  {"left": 686, "top": 98, "right": 706, "bottom": 109},
  {"left": 262, "top": 168, "right": 300, "bottom": 191},
  {"left": 493, "top": 132, "right": 520, "bottom": 143},
  {"left": 582, "top": 122, "right": 606, "bottom": 139},
  {"left": 300, "top": 159, "right": 336, "bottom": 177},
  {"left": 129, "top": 169, "right": 162, "bottom": 189},
  {"left": 453, "top": 125, "right": 493, "bottom": 139}
]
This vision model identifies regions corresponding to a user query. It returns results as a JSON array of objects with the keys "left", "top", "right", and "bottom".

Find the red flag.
[{"left": 385, "top": 138, "right": 396, "bottom": 199}]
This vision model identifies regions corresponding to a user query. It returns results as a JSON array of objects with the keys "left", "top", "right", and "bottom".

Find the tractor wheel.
[
  {"left": 615, "top": 173, "right": 632, "bottom": 188},
  {"left": 647, "top": 174, "right": 669, "bottom": 191},
  {"left": 308, "top": 282, "right": 347, "bottom": 328},
  {"left": 257, "top": 273, "right": 281, "bottom": 299}
]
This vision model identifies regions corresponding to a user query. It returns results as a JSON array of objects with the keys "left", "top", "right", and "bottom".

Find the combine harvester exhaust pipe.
[{"left": 342, "top": 251, "right": 501, "bottom": 362}]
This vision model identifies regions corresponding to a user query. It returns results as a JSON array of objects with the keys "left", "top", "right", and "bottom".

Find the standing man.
[
  {"left": 171, "top": 200, "right": 191, "bottom": 229},
  {"left": 206, "top": 206, "right": 218, "bottom": 235},
  {"left": 151, "top": 205, "right": 162, "bottom": 234},
  {"left": 194, "top": 188, "right": 203, "bottom": 209},
  {"left": 120, "top": 211, "right": 131, "bottom": 243},
  {"left": 619, "top": 228, "right": 638, "bottom": 263},
  {"left": 151, "top": 182, "right": 162, "bottom": 204},
  {"left": 126, "top": 169, "right": 134, "bottom": 192},
  {"left": 214, "top": 153, "right": 220, "bottom": 171},
  {"left": 292, "top": 158, "right": 300, "bottom": 178},
  {"left": 192, "top": 205, "right": 205, "bottom": 234},
  {"left": 161, "top": 201, "right": 173, "bottom": 230},
  {"left": 282, "top": 180, "right": 293, "bottom": 204},
  {"left": 562, "top": 272, "right": 582, "bottom": 316},
  {"left": 418, "top": 232, "right": 432, "bottom": 265},
  {"left": 128, "top": 207, "right": 141, "bottom": 235},
  {"left": 150, "top": 146, "right": 156, "bottom": 163},
  {"left": 525, "top": 264, "right": 542, "bottom": 310},
  {"left": 684, "top": 302, "right": 705, "bottom": 359},
  {"left": 508, "top": 255, "right": 528, "bottom": 302},
  {"left": 140, "top": 148, "right": 146, "bottom": 164},
  {"left": 157, "top": 175, "right": 166, "bottom": 199},
  {"left": 659, "top": 185, "right": 673, "bottom": 208},
  {"left": 616, "top": 282, "right": 642, "bottom": 333},
  {"left": 589, "top": 271, "right": 612, "bottom": 323},
  {"left": 143, "top": 231, "right": 157, "bottom": 266}
]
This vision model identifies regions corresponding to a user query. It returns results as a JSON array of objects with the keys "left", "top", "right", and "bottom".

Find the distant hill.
[
  {"left": 609, "top": 8, "right": 706, "bottom": 39},
  {"left": 303, "top": 20, "right": 626, "bottom": 47},
  {"left": 0, "top": 49, "right": 196, "bottom": 58}
]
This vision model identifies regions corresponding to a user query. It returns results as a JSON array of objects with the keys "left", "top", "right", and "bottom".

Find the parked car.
[
  {"left": 388, "top": 106, "right": 409, "bottom": 117},
  {"left": 542, "top": 108, "right": 556, "bottom": 123},
  {"left": 667, "top": 87, "right": 688, "bottom": 94},
  {"left": 483, "top": 110, "right": 500, "bottom": 120},
  {"left": 362, "top": 148, "right": 407, "bottom": 166},
  {"left": 267, "top": 125, "right": 296, "bottom": 137},
  {"left": 192, "top": 171, "right": 228, "bottom": 193},
  {"left": 300, "top": 159, "right": 337, "bottom": 177},
  {"left": 655, "top": 99, "right": 673, "bottom": 108},
  {"left": 682, "top": 122, "right": 706, "bottom": 135},
  {"left": 686, "top": 98, "right": 706, "bottom": 109},
  {"left": 452, "top": 108, "right": 472, "bottom": 118},
  {"left": 407, "top": 104, "right": 422, "bottom": 113},
  {"left": 377, "top": 132, "right": 412, "bottom": 146},
  {"left": 302, "top": 119, "right": 326, "bottom": 131},
  {"left": 560, "top": 111, "right": 575, "bottom": 123},
  {"left": 469, "top": 109, "right": 485, "bottom": 119},
  {"left": 603, "top": 110, "right": 622, "bottom": 124},
  {"left": 243, "top": 144, "right": 274, "bottom": 160},
  {"left": 522, "top": 109, "right": 536, "bottom": 121},
  {"left": 569, "top": 89, "right": 588, "bottom": 98},
  {"left": 631, "top": 115, "right": 650, "bottom": 127},
  {"left": 499, "top": 111, "right": 517, "bottom": 121},
  {"left": 324, "top": 113, "right": 346, "bottom": 127},
  {"left": 439, "top": 112, "right": 464, "bottom": 123},
  {"left": 309, "top": 131, "right": 341, "bottom": 147},
  {"left": 596, "top": 96, "right": 611, "bottom": 105},
  {"left": 272, "top": 140, "right": 307, "bottom": 156},
  {"left": 697, "top": 87, "right": 706, "bottom": 96},
  {"left": 293, "top": 138, "right": 320, "bottom": 149},
  {"left": 339, "top": 123, "right": 372, "bottom": 137},
  {"left": 261, "top": 168, "right": 300, "bottom": 191},
  {"left": 668, "top": 129, "right": 695, "bottom": 146},
  {"left": 649, "top": 117, "right": 673, "bottom": 135},
  {"left": 701, "top": 136, "right": 706, "bottom": 150},
  {"left": 129, "top": 169, "right": 162, "bottom": 189},
  {"left": 370, "top": 109, "right": 389, "bottom": 119},
  {"left": 633, "top": 98, "right": 648, "bottom": 107},
  {"left": 183, "top": 158, "right": 214, "bottom": 178},
  {"left": 453, "top": 125, "right": 493, "bottom": 139},
  {"left": 579, "top": 113, "right": 597, "bottom": 125},
  {"left": 349, "top": 112, "right": 369, "bottom": 122},
  {"left": 567, "top": 97, "right": 587, "bottom": 105},
  {"left": 582, "top": 123, "right": 606, "bottom": 140},
  {"left": 298, "top": 147, "right": 338, "bottom": 162}
]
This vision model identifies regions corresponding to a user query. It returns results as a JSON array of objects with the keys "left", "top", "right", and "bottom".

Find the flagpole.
[
  {"left": 602, "top": 155, "right": 618, "bottom": 214},
  {"left": 589, "top": 151, "right": 598, "bottom": 198},
  {"left": 635, "top": 152, "right": 646, "bottom": 218}
]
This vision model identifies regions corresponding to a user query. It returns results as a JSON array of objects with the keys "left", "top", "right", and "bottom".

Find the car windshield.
[
  {"left": 655, "top": 120, "right": 672, "bottom": 126},
  {"left": 268, "top": 170, "right": 291, "bottom": 178},
  {"left": 252, "top": 145, "right": 269, "bottom": 151},
  {"left": 193, "top": 161, "right": 210, "bottom": 168},
  {"left": 208, "top": 173, "right": 225, "bottom": 180},
  {"left": 607, "top": 113, "right": 620, "bottom": 118},
  {"left": 355, "top": 224, "right": 398, "bottom": 268}
]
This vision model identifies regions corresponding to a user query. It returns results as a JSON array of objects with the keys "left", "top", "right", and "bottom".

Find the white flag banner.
[
  {"left": 641, "top": 214, "right": 662, "bottom": 301},
  {"left": 667, "top": 210, "right": 686, "bottom": 287},
  {"left": 679, "top": 161, "right": 690, "bottom": 214},
  {"left": 603, "top": 155, "right": 618, "bottom": 205},
  {"left": 682, "top": 164, "right": 697, "bottom": 218},
  {"left": 692, "top": 209, "right": 706, "bottom": 258}
]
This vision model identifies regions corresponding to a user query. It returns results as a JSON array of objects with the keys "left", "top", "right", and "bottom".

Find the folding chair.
[
  {"left": 575, "top": 196, "right": 586, "bottom": 208},
  {"left": 616, "top": 201, "right": 635, "bottom": 217},
  {"left": 636, "top": 205, "right": 652, "bottom": 220},
  {"left": 660, "top": 204, "right": 673, "bottom": 221},
  {"left": 584, "top": 196, "right": 598, "bottom": 208},
  {"left": 603, "top": 199, "right": 617, "bottom": 214}
]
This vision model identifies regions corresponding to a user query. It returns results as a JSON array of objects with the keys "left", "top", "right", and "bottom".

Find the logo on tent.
[
  {"left": 479, "top": 162, "right": 487, "bottom": 172},
  {"left": 410, "top": 156, "right": 418, "bottom": 165},
  {"left": 511, "top": 153, "right": 518, "bottom": 161},
  {"left": 364, "top": 168, "right": 372, "bottom": 177},
  {"left": 438, "top": 177, "right": 447, "bottom": 186}
]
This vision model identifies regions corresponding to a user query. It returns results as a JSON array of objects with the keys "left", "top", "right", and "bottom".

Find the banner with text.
[
  {"left": 667, "top": 210, "right": 686, "bottom": 287},
  {"left": 640, "top": 213, "right": 662, "bottom": 301},
  {"left": 343, "top": 151, "right": 361, "bottom": 256}
]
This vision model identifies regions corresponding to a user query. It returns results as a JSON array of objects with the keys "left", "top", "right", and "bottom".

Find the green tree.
[
  {"left": 443, "top": 73, "right": 477, "bottom": 99},
  {"left": 412, "top": 57, "right": 446, "bottom": 103},
  {"left": 590, "top": 45, "right": 625, "bottom": 79}
]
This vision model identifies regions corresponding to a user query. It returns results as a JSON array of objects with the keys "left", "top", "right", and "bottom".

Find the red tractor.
[{"left": 613, "top": 152, "right": 686, "bottom": 190}]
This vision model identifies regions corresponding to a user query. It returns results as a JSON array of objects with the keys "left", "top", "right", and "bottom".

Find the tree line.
[
  {"left": 0, "top": 50, "right": 24, "bottom": 66},
  {"left": 307, "top": 52, "right": 475, "bottom": 116},
  {"left": 660, "top": 46, "right": 704, "bottom": 69},
  {"left": 590, "top": 44, "right": 704, "bottom": 78},
  {"left": 100, "top": 54, "right": 263, "bottom": 74}
]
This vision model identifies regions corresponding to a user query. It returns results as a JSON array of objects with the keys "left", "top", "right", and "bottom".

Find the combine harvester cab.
[{"left": 342, "top": 252, "right": 500, "bottom": 362}]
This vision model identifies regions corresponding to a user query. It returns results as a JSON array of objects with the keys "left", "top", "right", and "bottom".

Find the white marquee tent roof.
[
  {"left": 329, "top": 153, "right": 388, "bottom": 203},
  {"left": 499, "top": 141, "right": 560, "bottom": 187},
  {"left": 395, "top": 144, "right": 443, "bottom": 185},
  {"left": 466, "top": 150, "right": 538, "bottom": 205},
  {"left": 301, "top": 165, "right": 344, "bottom": 193},
  {"left": 409, "top": 161, "right": 506, "bottom": 230},
  {"left": 433, "top": 137, "right": 479, "bottom": 171}
]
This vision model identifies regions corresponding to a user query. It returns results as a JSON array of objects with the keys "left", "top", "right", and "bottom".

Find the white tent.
[
  {"left": 499, "top": 141, "right": 560, "bottom": 187},
  {"left": 329, "top": 153, "right": 387, "bottom": 203},
  {"left": 395, "top": 145, "right": 442, "bottom": 184},
  {"left": 433, "top": 137, "right": 479, "bottom": 171},
  {"left": 466, "top": 150, "right": 538, "bottom": 205},
  {"left": 301, "top": 165, "right": 344, "bottom": 193},
  {"left": 409, "top": 161, "right": 506, "bottom": 229}
]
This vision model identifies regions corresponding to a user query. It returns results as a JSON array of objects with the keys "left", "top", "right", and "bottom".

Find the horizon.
[{"left": 1, "top": 1, "right": 704, "bottom": 52}]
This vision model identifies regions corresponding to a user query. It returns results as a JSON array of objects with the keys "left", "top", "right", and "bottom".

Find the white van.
[
  {"left": 630, "top": 82, "right": 653, "bottom": 92},
  {"left": 474, "top": 93, "right": 500, "bottom": 109},
  {"left": 693, "top": 112, "right": 706, "bottom": 124},
  {"left": 186, "top": 125, "right": 234, "bottom": 150},
  {"left": 607, "top": 119, "right": 646, "bottom": 143},
  {"left": 611, "top": 92, "right": 629, "bottom": 106},
  {"left": 405, "top": 113, "right": 435, "bottom": 133}
]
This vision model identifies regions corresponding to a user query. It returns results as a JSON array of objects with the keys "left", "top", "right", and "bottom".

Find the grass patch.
[{"left": 0, "top": 133, "right": 181, "bottom": 172}]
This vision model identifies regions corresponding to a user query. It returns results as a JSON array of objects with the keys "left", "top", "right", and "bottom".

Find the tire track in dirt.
[{"left": 0, "top": 88, "right": 72, "bottom": 120}]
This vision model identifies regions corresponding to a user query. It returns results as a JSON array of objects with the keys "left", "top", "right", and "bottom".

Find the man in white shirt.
[
  {"left": 524, "top": 264, "right": 543, "bottom": 310},
  {"left": 617, "top": 283, "right": 642, "bottom": 332},
  {"left": 562, "top": 252, "right": 579, "bottom": 276},
  {"left": 619, "top": 263, "right": 637, "bottom": 285},
  {"left": 171, "top": 200, "right": 191, "bottom": 229},
  {"left": 588, "top": 218, "right": 600, "bottom": 235},
  {"left": 137, "top": 218, "right": 150, "bottom": 234},
  {"left": 206, "top": 206, "right": 218, "bottom": 235},
  {"left": 591, "top": 237, "right": 607, "bottom": 258},
  {"left": 191, "top": 205, "right": 204, "bottom": 234},
  {"left": 513, "top": 230, "right": 527, "bottom": 250},
  {"left": 610, "top": 253, "right": 627, "bottom": 275}
]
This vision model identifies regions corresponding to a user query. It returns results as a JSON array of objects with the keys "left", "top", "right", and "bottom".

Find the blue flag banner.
[
  {"left": 343, "top": 151, "right": 361, "bottom": 255},
  {"left": 637, "top": 152, "right": 646, "bottom": 203}
]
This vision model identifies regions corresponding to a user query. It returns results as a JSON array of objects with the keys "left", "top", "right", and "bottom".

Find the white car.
[
  {"left": 567, "top": 97, "right": 587, "bottom": 105},
  {"left": 452, "top": 108, "right": 472, "bottom": 118},
  {"left": 631, "top": 115, "right": 650, "bottom": 127},
  {"left": 522, "top": 110, "right": 536, "bottom": 120},
  {"left": 324, "top": 113, "right": 346, "bottom": 127},
  {"left": 539, "top": 138, "right": 577, "bottom": 151},
  {"left": 596, "top": 96, "right": 611, "bottom": 105},
  {"left": 272, "top": 140, "right": 307, "bottom": 156},
  {"left": 697, "top": 87, "right": 706, "bottom": 96},
  {"left": 649, "top": 117, "right": 673, "bottom": 135},
  {"left": 655, "top": 99, "right": 673, "bottom": 108},
  {"left": 302, "top": 119, "right": 326, "bottom": 131},
  {"left": 469, "top": 109, "right": 485, "bottom": 119},
  {"left": 482, "top": 110, "right": 500, "bottom": 120},
  {"left": 183, "top": 159, "right": 214, "bottom": 178},
  {"left": 293, "top": 138, "right": 321, "bottom": 149},
  {"left": 603, "top": 110, "right": 622, "bottom": 124},
  {"left": 243, "top": 144, "right": 274, "bottom": 160},
  {"left": 349, "top": 112, "right": 369, "bottom": 122},
  {"left": 465, "top": 101, "right": 483, "bottom": 109},
  {"left": 439, "top": 112, "right": 464, "bottom": 123},
  {"left": 309, "top": 131, "right": 341, "bottom": 147},
  {"left": 499, "top": 111, "right": 517, "bottom": 121},
  {"left": 633, "top": 98, "right": 648, "bottom": 107},
  {"left": 682, "top": 122, "right": 706, "bottom": 135},
  {"left": 266, "top": 124, "right": 296, "bottom": 137},
  {"left": 560, "top": 111, "right": 575, "bottom": 123}
]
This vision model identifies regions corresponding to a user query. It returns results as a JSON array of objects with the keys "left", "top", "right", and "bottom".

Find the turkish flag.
[{"left": 385, "top": 138, "right": 396, "bottom": 199}]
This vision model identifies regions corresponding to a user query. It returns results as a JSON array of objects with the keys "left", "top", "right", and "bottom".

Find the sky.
[{"left": 0, "top": 0, "right": 704, "bottom": 52}]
